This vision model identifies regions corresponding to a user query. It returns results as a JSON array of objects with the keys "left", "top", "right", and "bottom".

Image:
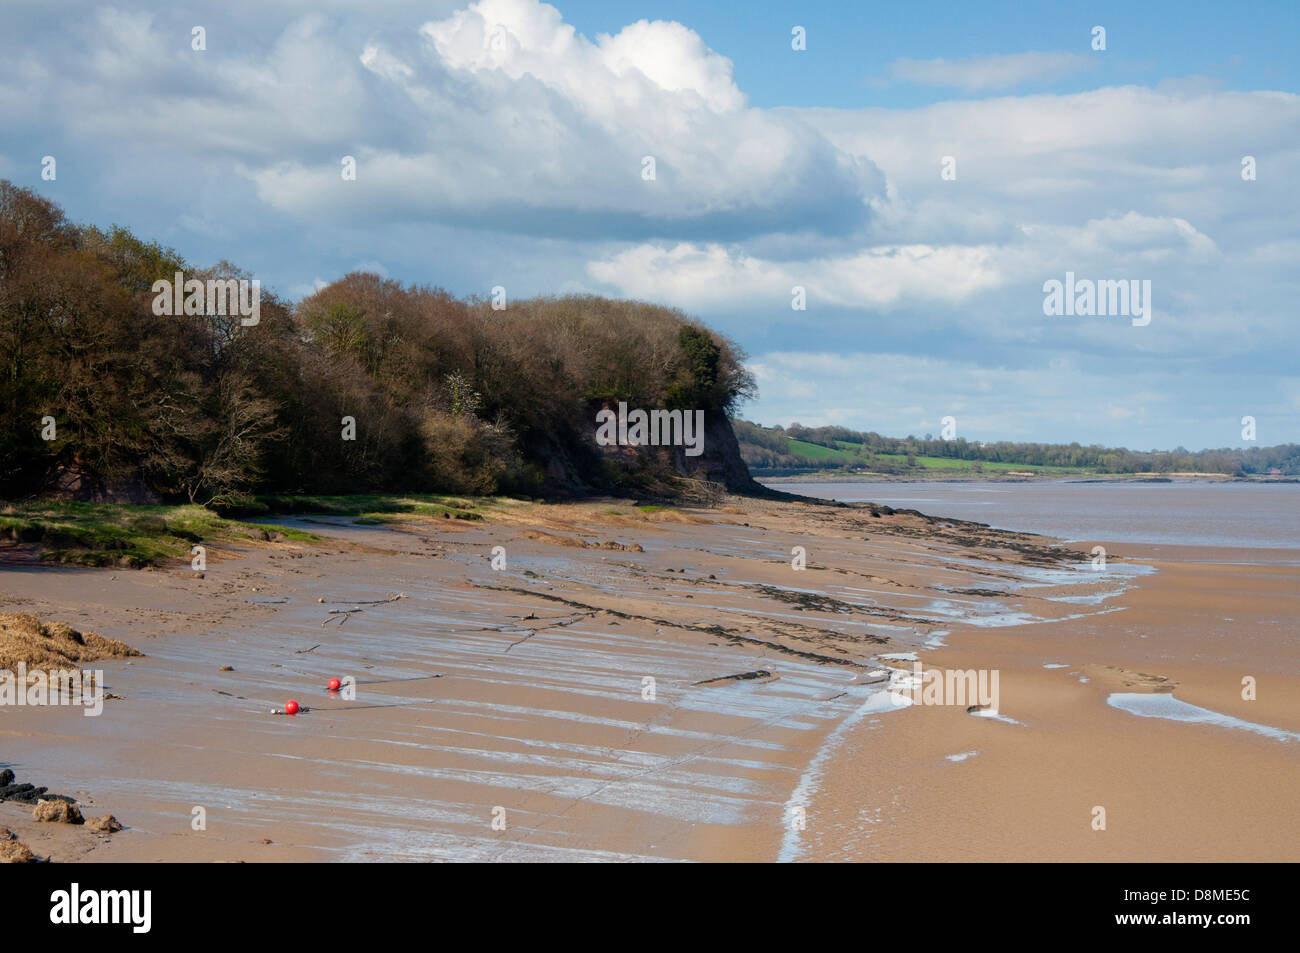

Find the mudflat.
[{"left": 1, "top": 497, "right": 1295, "bottom": 861}]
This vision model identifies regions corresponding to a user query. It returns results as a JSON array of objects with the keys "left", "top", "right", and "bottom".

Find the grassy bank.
[
  {"left": 0, "top": 501, "right": 323, "bottom": 568},
  {"left": 0, "top": 494, "right": 697, "bottom": 568},
  {"left": 230, "top": 493, "right": 496, "bottom": 523},
  {"left": 0, "top": 494, "right": 518, "bottom": 568}
]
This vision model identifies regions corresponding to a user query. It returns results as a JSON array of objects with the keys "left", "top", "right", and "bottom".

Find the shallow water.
[
  {"left": 771, "top": 481, "right": 1300, "bottom": 550},
  {"left": 1107, "top": 692, "right": 1300, "bottom": 743}
]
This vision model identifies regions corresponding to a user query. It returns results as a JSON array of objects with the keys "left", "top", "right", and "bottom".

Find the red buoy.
[
  {"left": 327, "top": 678, "right": 341, "bottom": 692},
  {"left": 284, "top": 700, "right": 300, "bottom": 715}
]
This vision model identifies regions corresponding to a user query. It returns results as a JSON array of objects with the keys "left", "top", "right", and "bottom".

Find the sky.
[{"left": 2, "top": 0, "right": 1297, "bottom": 451}]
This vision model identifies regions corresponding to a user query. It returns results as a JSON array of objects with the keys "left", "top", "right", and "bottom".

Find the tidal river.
[{"left": 764, "top": 480, "right": 1300, "bottom": 551}]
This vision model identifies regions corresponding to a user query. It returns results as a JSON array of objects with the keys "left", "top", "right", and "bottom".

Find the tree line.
[
  {"left": 735, "top": 420, "right": 1299, "bottom": 476},
  {"left": 0, "top": 181, "right": 754, "bottom": 504}
]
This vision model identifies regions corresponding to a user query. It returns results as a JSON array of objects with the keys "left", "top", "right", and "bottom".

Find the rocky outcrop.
[
  {"left": 87, "top": 814, "right": 123, "bottom": 833},
  {"left": 579, "top": 400, "right": 779, "bottom": 498},
  {"left": 0, "top": 828, "right": 36, "bottom": 863},
  {"left": 678, "top": 410, "right": 766, "bottom": 493},
  {"left": 33, "top": 798, "right": 84, "bottom": 824}
]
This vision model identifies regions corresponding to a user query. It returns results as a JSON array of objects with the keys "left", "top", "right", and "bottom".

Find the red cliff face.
[{"left": 581, "top": 399, "right": 766, "bottom": 497}]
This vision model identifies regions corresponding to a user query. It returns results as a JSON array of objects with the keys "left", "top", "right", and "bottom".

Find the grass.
[
  {"left": 780, "top": 439, "right": 1091, "bottom": 475},
  {"left": 875, "top": 453, "right": 1085, "bottom": 474},
  {"left": 787, "top": 438, "right": 854, "bottom": 461},
  {"left": 601, "top": 505, "right": 679, "bottom": 518},
  {"left": 243, "top": 493, "right": 493, "bottom": 524},
  {"left": 0, "top": 501, "right": 319, "bottom": 568},
  {"left": 0, "top": 493, "right": 515, "bottom": 568}
]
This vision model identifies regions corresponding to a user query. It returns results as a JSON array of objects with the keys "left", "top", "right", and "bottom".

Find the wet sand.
[
  {"left": 799, "top": 541, "right": 1300, "bottom": 862},
  {"left": 1, "top": 498, "right": 1296, "bottom": 861}
]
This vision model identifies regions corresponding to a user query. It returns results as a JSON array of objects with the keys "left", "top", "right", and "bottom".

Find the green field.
[
  {"left": 783, "top": 439, "right": 1087, "bottom": 475},
  {"left": 788, "top": 438, "right": 853, "bottom": 460},
  {"left": 874, "top": 452, "right": 1072, "bottom": 473}
]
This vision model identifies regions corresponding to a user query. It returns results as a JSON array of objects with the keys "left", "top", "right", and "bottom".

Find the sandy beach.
[{"left": 2, "top": 496, "right": 1297, "bottom": 862}]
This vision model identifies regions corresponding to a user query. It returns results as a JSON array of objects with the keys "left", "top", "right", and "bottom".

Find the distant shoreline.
[
  {"left": 762, "top": 475, "right": 1300, "bottom": 550},
  {"left": 758, "top": 472, "right": 1298, "bottom": 485}
]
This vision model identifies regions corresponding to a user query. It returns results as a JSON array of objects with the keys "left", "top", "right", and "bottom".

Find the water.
[
  {"left": 766, "top": 480, "right": 1300, "bottom": 549},
  {"left": 1107, "top": 692, "right": 1300, "bottom": 743}
]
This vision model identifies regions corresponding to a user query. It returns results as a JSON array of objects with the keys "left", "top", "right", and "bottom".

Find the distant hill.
[{"left": 733, "top": 419, "right": 1300, "bottom": 479}]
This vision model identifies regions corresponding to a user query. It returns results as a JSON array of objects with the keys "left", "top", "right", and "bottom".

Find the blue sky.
[
  {"left": 2, "top": 0, "right": 1297, "bottom": 451},
  {"left": 554, "top": 0, "right": 1300, "bottom": 109}
]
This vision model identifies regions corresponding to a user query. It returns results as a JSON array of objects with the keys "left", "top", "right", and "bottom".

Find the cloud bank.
[{"left": 0, "top": 0, "right": 1295, "bottom": 448}]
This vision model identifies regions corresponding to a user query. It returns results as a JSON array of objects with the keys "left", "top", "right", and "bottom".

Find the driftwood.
[
  {"left": 319, "top": 593, "right": 406, "bottom": 627},
  {"left": 319, "top": 593, "right": 406, "bottom": 606},
  {"left": 321, "top": 609, "right": 362, "bottom": 627}
]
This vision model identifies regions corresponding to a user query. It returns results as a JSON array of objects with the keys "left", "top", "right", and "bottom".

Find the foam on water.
[
  {"left": 1107, "top": 692, "right": 1300, "bottom": 743},
  {"left": 778, "top": 687, "right": 904, "bottom": 863}
]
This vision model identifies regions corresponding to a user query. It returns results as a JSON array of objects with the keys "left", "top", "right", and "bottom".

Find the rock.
[
  {"left": 0, "top": 769, "right": 13, "bottom": 786},
  {"left": 33, "top": 798, "right": 84, "bottom": 824},
  {"left": 87, "top": 814, "right": 123, "bottom": 834},
  {"left": 0, "top": 782, "right": 49, "bottom": 803},
  {"left": 0, "top": 841, "right": 34, "bottom": 863},
  {"left": 220, "top": 665, "right": 234, "bottom": 671},
  {"left": 0, "top": 829, "right": 36, "bottom": 863}
]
